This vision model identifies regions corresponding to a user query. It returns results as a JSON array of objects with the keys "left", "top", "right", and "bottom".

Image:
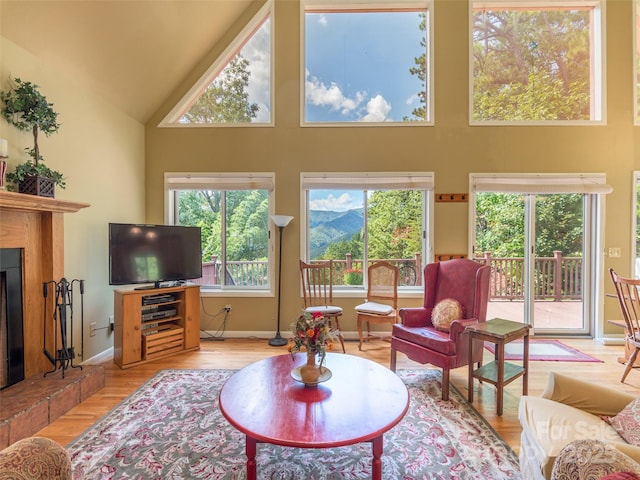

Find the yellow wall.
[
  {"left": 0, "top": 37, "right": 146, "bottom": 361},
  {"left": 146, "top": 0, "right": 639, "bottom": 338},
  {"left": 1, "top": 0, "right": 639, "bottom": 358}
]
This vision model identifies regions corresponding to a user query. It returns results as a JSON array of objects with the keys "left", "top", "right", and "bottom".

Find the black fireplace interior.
[{"left": 0, "top": 248, "right": 24, "bottom": 389}]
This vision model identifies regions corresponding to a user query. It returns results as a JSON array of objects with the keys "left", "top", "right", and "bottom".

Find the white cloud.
[
  {"left": 318, "top": 15, "right": 328, "bottom": 26},
  {"left": 305, "top": 70, "right": 365, "bottom": 116},
  {"left": 243, "top": 19, "right": 271, "bottom": 114},
  {"left": 361, "top": 94, "right": 392, "bottom": 122},
  {"left": 310, "top": 193, "right": 357, "bottom": 212},
  {"left": 406, "top": 93, "right": 420, "bottom": 105}
]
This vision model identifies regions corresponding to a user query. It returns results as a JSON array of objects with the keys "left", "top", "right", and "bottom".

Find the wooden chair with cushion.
[
  {"left": 355, "top": 261, "right": 399, "bottom": 351},
  {"left": 609, "top": 268, "right": 640, "bottom": 383},
  {"left": 390, "top": 258, "right": 490, "bottom": 400},
  {"left": 300, "top": 260, "right": 346, "bottom": 353}
]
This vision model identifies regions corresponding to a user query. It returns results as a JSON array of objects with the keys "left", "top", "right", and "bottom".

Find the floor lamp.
[{"left": 269, "top": 214, "right": 294, "bottom": 347}]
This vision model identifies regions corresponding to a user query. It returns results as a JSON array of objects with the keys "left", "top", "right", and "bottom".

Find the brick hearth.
[{"left": 0, "top": 365, "right": 104, "bottom": 448}]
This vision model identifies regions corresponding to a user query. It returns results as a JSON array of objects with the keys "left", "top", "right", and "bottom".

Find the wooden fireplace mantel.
[
  {"left": 0, "top": 190, "right": 90, "bottom": 213},
  {"left": 0, "top": 190, "right": 90, "bottom": 378}
]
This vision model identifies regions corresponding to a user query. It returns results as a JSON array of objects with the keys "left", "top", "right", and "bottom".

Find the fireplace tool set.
[{"left": 42, "top": 278, "right": 85, "bottom": 378}]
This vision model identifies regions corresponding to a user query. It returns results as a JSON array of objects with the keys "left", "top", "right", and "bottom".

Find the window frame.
[
  {"left": 165, "top": 172, "right": 276, "bottom": 296},
  {"left": 469, "top": 172, "right": 611, "bottom": 337},
  {"left": 300, "top": 0, "right": 434, "bottom": 127},
  {"left": 159, "top": 1, "right": 274, "bottom": 128},
  {"left": 469, "top": 0, "right": 606, "bottom": 126},
  {"left": 300, "top": 172, "right": 434, "bottom": 296}
]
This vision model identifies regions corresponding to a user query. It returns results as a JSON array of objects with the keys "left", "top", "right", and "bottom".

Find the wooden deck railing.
[
  {"left": 482, "top": 252, "right": 582, "bottom": 301},
  {"left": 190, "top": 251, "right": 582, "bottom": 301}
]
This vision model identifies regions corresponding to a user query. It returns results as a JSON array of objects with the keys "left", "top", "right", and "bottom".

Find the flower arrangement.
[
  {"left": 343, "top": 268, "right": 363, "bottom": 285},
  {"left": 288, "top": 311, "right": 336, "bottom": 364}
]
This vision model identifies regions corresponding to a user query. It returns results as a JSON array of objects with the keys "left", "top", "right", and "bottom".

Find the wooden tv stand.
[{"left": 113, "top": 284, "right": 200, "bottom": 369}]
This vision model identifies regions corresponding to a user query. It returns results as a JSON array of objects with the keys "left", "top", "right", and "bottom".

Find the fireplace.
[
  {"left": 0, "top": 190, "right": 89, "bottom": 379},
  {"left": 0, "top": 248, "right": 24, "bottom": 389}
]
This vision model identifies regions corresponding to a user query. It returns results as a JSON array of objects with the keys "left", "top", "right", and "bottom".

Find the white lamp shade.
[{"left": 271, "top": 215, "right": 293, "bottom": 228}]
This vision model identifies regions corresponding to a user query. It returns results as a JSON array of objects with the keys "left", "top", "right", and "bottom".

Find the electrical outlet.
[
  {"left": 608, "top": 247, "right": 622, "bottom": 258},
  {"left": 89, "top": 322, "right": 97, "bottom": 337},
  {"left": 224, "top": 304, "right": 232, "bottom": 312},
  {"left": 108, "top": 315, "right": 114, "bottom": 332}
]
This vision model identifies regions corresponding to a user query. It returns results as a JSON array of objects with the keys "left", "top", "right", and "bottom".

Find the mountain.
[{"left": 309, "top": 209, "right": 364, "bottom": 258}]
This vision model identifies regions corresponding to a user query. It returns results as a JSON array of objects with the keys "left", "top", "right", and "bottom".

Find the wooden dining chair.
[
  {"left": 299, "top": 260, "right": 346, "bottom": 353},
  {"left": 609, "top": 268, "right": 640, "bottom": 383},
  {"left": 355, "top": 261, "right": 399, "bottom": 351}
]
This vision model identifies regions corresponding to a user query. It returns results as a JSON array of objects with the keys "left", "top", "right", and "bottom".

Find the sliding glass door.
[{"left": 471, "top": 174, "right": 609, "bottom": 336}]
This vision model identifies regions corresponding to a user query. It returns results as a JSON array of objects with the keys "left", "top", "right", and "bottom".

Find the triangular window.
[{"left": 161, "top": 2, "right": 272, "bottom": 126}]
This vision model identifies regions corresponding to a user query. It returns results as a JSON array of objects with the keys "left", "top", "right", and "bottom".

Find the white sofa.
[{"left": 518, "top": 372, "right": 640, "bottom": 480}]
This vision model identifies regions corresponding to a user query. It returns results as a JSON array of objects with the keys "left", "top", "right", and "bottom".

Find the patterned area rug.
[
  {"left": 484, "top": 339, "right": 603, "bottom": 362},
  {"left": 66, "top": 368, "right": 521, "bottom": 479}
]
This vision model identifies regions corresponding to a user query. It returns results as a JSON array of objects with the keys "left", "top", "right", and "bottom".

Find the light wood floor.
[{"left": 36, "top": 337, "right": 640, "bottom": 455}]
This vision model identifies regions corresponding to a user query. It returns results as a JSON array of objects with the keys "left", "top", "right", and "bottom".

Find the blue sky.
[
  {"left": 305, "top": 10, "right": 426, "bottom": 122},
  {"left": 239, "top": 9, "right": 426, "bottom": 123},
  {"left": 310, "top": 189, "right": 364, "bottom": 212}
]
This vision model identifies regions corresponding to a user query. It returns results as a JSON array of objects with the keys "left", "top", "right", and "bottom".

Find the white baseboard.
[
  {"left": 595, "top": 336, "right": 625, "bottom": 346},
  {"left": 82, "top": 346, "right": 114, "bottom": 364}
]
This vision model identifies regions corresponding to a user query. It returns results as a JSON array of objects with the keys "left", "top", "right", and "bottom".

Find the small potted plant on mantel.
[{"left": 1, "top": 77, "right": 64, "bottom": 197}]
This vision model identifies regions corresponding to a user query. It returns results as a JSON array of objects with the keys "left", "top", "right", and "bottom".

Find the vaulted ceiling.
[{"left": 1, "top": 1, "right": 255, "bottom": 123}]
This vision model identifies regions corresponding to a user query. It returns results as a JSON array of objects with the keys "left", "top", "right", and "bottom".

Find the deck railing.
[
  {"left": 191, "top": 251, "right": 582, "bottom": 301},
  {"left": 482, "top": 251, "right": 582, "bottom": 301}
]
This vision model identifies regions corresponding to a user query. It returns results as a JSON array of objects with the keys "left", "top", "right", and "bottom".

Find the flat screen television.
[{"left": 109, "top": 223, "right": 202, "bottom": 288}]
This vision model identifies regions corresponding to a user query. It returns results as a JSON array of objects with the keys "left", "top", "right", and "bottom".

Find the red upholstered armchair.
[{"left": 390, "top": 258, "right": 491, "bottom": 400}]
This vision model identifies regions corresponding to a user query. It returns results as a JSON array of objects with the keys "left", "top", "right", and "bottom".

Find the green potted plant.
[
  {"left": 344, "top": 268, "right": 363, "bottom": 285},
  {"left": 1, "top": 77, "right": 64, "bottom": 197}
]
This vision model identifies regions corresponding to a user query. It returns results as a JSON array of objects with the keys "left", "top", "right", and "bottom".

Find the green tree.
[
  {"left": 178, "top": 190, "right": 269, "bottom": 263},
  {"left": 321, "top": 231, "right": 363, "bottom": 261},
  {"left": 368, "top": 190, "right": 422, "bottom": 260},
  {"left": 475, "top": 192, "right": 584, "bottom": 258},
  {"left": 475, "top": 193, "right": 525, "bottom": 257},
  {"left": 405, "top": 12, "right": 428, "bottom": 122},
  {"left": 182, "top": 56, "right": 259, "bottom": 123},
  {"left": 178, "top": 191, "right": 221, "bottom": 262},
  {"left": 535, "top": 194, "right": 583, "bottom": 257},
  {"left": 226, "top": 190, "right": 269, "bottom": 261},
  {"left": 472, "top": 9, "right": 591, "bottom": 121}
]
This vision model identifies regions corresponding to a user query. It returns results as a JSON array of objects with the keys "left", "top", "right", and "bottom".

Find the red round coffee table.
[{"left": 219, "top": 353, "right": 409, "bottom": 480}]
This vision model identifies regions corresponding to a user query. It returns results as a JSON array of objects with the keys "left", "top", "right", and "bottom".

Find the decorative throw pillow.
[
  {"left": 603, "top": 397, "right": 640, "bottom": 447},
  {"left": 600, "top": 474, "right": 640, "bottom": 480},
  {"left": 431, "top": 298, "right": 463, "bottom": 332}
]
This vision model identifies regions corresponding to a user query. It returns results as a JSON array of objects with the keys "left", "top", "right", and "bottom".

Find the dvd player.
[
  {"left": 142, "top": 294, "right": 176, "bottom": 306},
  {"left": 142, "top": 308, "right": 177, "bottom": 322}
]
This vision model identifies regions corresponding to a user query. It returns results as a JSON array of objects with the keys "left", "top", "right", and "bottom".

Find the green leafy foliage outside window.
[{"left": 472, "top": 8, "right": 593, "bottom": 121}]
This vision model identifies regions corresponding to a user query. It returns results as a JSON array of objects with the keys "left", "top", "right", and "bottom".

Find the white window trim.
[
  {"left": 300, "top": 171, "right": 434, "bottom": 297},
  {"left": 300, "top": 0, "right": 435, "bottom": 127},
  {"left": 164, "top": 172, "right": 276, "bottom": 296},
  {"left": 158, "top": 1, "right": 274, "bottom": 128},
  {"left": 468, "top": 0, "right": 606, "bottom": 126},
  {"left": 470, "top": 173, "right": 613, "bottom": 194}
]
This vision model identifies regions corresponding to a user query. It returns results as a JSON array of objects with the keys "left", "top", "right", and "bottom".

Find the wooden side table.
[{"left": 467, "top": 318, "right": 531, "bottom": 416}]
